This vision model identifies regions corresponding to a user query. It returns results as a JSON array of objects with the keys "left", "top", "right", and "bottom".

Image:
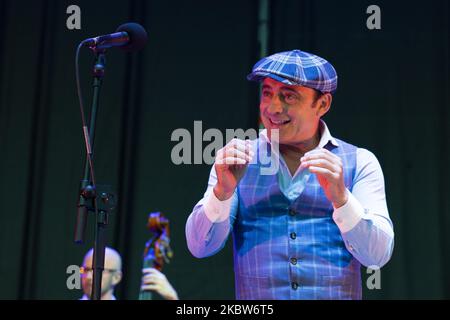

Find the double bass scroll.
[{"left": 138, "top": 211, "right": 173, "bottom": 300}]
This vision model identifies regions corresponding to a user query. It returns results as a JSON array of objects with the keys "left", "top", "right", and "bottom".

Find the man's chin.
[{"left": 267, "top": 129, "right": 289, "bottom": 143}]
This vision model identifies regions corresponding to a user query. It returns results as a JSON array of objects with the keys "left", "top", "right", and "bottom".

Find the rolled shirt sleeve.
[
  {"left": 332, "top": 148, "right": 394, "bottom": 268},
  {"left": 185, "top": 166, "right": 238, "bottom": 258}
]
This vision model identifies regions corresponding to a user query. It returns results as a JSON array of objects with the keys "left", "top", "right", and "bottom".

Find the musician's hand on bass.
[{"left": 141, "top": 268, "right": 179, "bottom": 300}]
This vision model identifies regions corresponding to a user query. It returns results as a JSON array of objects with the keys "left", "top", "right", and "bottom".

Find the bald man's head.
[
  {"left": 83, "top": 247, "right": 122, "bottom": 271},
  {"left": 81, "top": 247, "right": 123, "bottom": 300}
]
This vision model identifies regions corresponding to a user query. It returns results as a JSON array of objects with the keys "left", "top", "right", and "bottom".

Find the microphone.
[{"left": 82, "top": 22, "right": 148, "bottom": 52}]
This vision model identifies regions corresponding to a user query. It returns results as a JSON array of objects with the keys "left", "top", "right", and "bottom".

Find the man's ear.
[
  {"left": 112, "top": 271, "right": 123, "bottom": 286},
  {"left": 316, "top": 93, "right": 332, "bottom": 117}
]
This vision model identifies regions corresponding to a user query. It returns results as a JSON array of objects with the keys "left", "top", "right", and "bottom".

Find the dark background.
[{"left": 0, "top": 0, "right": 448, "bottom": 299}]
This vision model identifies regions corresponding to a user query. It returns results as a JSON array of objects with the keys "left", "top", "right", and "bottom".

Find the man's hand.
[
  {"left": 141, "top": 268, "right": 178, "bottom": 300},
  {"left": 214, "top": 138, "right": 254, "bottom": 201},
  {"left": 300, "top": 148, "right": 348, "bottom": 208}
]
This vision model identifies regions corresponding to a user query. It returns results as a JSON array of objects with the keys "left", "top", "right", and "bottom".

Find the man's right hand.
[{"left": 214, "top": 138, "right": 254, "bottom": 201}]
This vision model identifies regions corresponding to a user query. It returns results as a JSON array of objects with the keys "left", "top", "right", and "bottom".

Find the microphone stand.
[{"left": 74, "top": 48, "right": 116, "bottom": 300}]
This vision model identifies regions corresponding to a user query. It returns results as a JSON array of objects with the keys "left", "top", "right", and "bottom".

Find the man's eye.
[
  {"left": 262, "top": 91, "right": 272, "bottom": 97},
  {"left": 284, "top": 93, "right": 296, "bottom": 102}
]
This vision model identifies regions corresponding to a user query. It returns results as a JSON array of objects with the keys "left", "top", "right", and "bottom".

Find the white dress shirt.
[{"left": 195, "top": 120, "right": 394, "bottom": 267}]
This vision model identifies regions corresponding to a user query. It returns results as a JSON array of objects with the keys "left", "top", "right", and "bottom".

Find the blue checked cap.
[{"left": 247, "top": 49, "right": 338, "bottom": 94}]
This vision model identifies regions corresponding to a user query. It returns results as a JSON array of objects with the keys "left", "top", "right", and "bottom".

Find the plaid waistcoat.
[{"left": 233, "top": 138, "right": 361, "bottom": 300}]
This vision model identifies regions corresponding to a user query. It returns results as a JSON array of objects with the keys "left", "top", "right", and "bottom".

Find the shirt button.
[
  {"left": 288, "top": 208, "right": 297, "bottom": 216},
  {"left": 290, "top": 257, "right": 297, "bottom": 265},
  {"left": 291, "top": 282, "right": 298, "bottom": 290},
  {"left": 346, "top": 241, "right": 354, "bottom": 251},
  {"left": 290, "top": 232, "right": 297, "bottom": 240}
]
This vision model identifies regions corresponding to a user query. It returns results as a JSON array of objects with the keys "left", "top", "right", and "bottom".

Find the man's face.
[
  {"left": 259, "top": 77, "right": 325, "bottom": 146},
  {"left": 81, "top": 253, "right": 120, "bottom": 299}
]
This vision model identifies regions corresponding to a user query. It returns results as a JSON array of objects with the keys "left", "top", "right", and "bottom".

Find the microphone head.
[{"left": 116, "top": 22, "right": 148, "bottom": 52}]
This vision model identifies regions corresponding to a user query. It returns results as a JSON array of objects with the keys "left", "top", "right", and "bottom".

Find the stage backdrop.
[{"left": 0, "top": 0, "right": 448, "bottom": 299}]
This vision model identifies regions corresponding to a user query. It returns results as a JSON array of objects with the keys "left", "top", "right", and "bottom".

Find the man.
[
  {"left": 185, "top": 49, "right": 394, "bottom": 299},
  {"left": 80, "top": 247, "right": 178, "bottom": 300}
]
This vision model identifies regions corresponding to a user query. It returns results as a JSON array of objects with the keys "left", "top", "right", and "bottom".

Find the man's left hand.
[
  {"left": 141, "top": 268, "right": 179, "bottom": 300},
  {"left": 300, "top": 148, "right": 348, "bottom": 208}
]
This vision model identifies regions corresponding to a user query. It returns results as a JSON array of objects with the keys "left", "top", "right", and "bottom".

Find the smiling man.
[{"left": 185, "top": 49, "right": 394, "bottom": 299}]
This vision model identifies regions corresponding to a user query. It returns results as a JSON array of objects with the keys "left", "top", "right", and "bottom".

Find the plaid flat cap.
[{"left": 247, "top": 49, "right": 338, "bottom": 94}]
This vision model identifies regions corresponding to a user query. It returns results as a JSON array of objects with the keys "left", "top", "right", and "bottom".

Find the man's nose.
[{"left": 266, "top": 94, "right": 283, "bottom": 114}]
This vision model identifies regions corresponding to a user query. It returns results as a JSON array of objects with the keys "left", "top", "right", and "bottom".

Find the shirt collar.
[{"left": 318, "top": 119, "right": 339, "bottom": 148}]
